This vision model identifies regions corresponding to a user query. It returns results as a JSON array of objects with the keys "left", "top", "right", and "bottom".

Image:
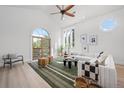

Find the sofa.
[{"left": 77, "top": 55, "right": 117, "bottom": 88}]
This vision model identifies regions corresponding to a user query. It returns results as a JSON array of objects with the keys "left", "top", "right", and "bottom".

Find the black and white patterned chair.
[{"left": 82, "top": 62, "right": 99, "bottom": 81}]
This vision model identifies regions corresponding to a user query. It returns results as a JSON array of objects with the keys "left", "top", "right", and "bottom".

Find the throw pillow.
[{"left": 96, "top": 55, "right": 108, "bottom": 66}]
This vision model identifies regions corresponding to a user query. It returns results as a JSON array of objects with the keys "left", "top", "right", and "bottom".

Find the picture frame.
[
  {"left": 82, "top": 45, "right": 88, "bottom": 53},
  {"left": 80, "top": 34, "right": 87, "bottom": 44},
  {"left": 89, "top": 35, "right": 97, "bottom": 45}
]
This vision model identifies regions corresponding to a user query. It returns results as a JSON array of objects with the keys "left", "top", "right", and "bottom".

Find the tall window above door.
[{"left": 63, "top": 27, "right": 75, "bottom": 53}]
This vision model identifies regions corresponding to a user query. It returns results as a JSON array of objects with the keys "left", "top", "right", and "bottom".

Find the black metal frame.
[
  {"left": 63, "top": 59, "right": 78, "bottom": 69},
  {"left": 3, "top": 55, "right": 24, "bottom": 68}
]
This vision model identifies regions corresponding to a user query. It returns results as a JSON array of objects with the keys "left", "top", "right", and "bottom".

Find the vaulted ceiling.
[{"left": 11, "top": 5, "right": 124, "bottom": 27}]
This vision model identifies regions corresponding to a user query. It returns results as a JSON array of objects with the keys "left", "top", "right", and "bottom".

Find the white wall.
[
  {"left": 0, "top": 6, "right": 61, "bottom": 63},
  {"left": 62, "top": 8, "right": 124, "bottom": 65},
  {"left": 0, "top": 6, "right": 124, "bottom": 65}
]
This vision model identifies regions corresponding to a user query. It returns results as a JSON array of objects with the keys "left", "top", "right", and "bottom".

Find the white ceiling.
[{"left": 11, "top": 5, "right": 124, "bottom": 26}]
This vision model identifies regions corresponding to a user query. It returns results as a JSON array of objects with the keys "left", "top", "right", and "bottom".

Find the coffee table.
[
  {"left": 38, "top": 57, "right": 48, "bottom": 67},
  {"left": 63, "top": 57, "right": 78, "bottom": 69}
]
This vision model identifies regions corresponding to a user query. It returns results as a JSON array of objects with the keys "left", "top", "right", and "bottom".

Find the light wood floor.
[
  {"left": 0, "top": 63, "right": 123, "bottom": 88},
  {"left": 116, "top": 64, "right": 124, "bottom": 88},
  {"left": 0, "top": 63, "right": 51, "bottom": 88}
]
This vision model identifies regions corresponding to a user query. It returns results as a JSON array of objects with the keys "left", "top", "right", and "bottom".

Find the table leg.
[
  {"left": 75, "top": 61, "right": 77, "bottom": 67},
  {"left": 10, "top": 59, "right": 12, "bottom": 69},
  {"left": 68, "top": 61, "right": 72, "bottom": 69},
  {"left": 3, "top": 62, "right": 5, "bottom": 68},
  {"left": 64, "top": 60, "right": 66, "bottom": 66},
  {"left": 10, "top": 63, "right": 12, "bottom": 69}
]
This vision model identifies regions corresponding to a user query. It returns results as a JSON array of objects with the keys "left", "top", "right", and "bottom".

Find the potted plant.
[{"left": 57, "top": 45, "right": 64, "bottom": 56}]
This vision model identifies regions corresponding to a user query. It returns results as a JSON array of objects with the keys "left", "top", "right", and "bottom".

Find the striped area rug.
[{"left": 28, "top": 62, "right": 76, "bottom": 88}]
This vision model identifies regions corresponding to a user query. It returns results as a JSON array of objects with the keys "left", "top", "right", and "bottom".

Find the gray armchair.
[{"left": 2, "top": 54, "right": 24, "bottom": 68}]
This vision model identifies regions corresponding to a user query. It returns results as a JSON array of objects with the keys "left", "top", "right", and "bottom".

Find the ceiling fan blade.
[
  {"left": 56, "top": 5, "right": 62, "bottom": 11},
  {"left": 64, "top": 12, "right": 75, "bottom": 17},
  {"left": 64, "top": 5, "right": 74, "bottom": 11},
  {"left": 50, "top": 12, "right": 60, "bottom": 15}
]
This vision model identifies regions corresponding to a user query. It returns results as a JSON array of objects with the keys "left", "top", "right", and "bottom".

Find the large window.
[
  {"left": 64, "top": 28, "right": 75, "bottom": 54},
  {"left": 100, "top": 19, "right": 117, "bottom": 32},
  {"left": 32, "top": 28, "right": 50, "bottom": 60}
]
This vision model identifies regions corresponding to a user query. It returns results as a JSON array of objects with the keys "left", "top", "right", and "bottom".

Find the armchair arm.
[
  {"left": 2, "top": 57, "right": 12, "bottom": 63},
  {"left": 17, "top": 55, "right": 23, "bottom": 61},
  {"left": 17, "top": 55, "right": 24, "bottom": 64}
]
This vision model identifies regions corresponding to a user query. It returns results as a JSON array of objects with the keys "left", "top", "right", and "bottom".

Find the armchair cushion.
[
  {"left": 8, "top": 54, "right": 18, "bottom": 59},
  {"left": 2, "top": 54, "right": 9, "bottom": 59}
]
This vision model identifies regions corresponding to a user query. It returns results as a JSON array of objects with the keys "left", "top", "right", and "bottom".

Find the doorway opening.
[{"left": 32, "top": 28, "right": 50, "bottom": 60}]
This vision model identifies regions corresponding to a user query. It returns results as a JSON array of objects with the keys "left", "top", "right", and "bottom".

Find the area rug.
[
  {"left": 49, "top": 60, "right": 77, "bottom": 75},
  {"left": 28, "top": 62, "right": 76, "bottom": 88}
]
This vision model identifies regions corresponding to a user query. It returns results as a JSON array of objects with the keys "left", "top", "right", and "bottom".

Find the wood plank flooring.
[
  {"left": 0, "top": 63, "right": 51, "bottom": 88},
  {"left": 0, "top": 62, "right": 123, "bottom": 88},
  {"left": 116, "top": 64, "right": 124, "bottom": 88}
]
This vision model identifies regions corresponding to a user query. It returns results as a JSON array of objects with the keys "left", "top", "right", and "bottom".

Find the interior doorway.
[{"left": 32, "top": 28, "right": 50, "bottom": 60}]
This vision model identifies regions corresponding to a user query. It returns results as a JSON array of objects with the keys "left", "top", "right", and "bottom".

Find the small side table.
[
  {"left": 48, "top": 56, "right": 53, "bottom": 64},
  {"left": 38, "top": 57, "right": 48, "bottom": 67}
]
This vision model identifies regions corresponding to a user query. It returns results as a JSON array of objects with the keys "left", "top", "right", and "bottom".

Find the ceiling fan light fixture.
[
  {"left": 73, "top": 11, "right": 76, "bottom": 14},
  {"left": 51, "top": 5, "right": 75, "bottom": 20}
]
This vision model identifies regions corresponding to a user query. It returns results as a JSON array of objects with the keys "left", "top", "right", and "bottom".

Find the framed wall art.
[
  {"left": 80, "top": 34, "right": 87, "bottom": 44},
  {"left": 82, "top": 45, "right": 89, "bottom": 53},
  {"left": 89, "top": 35, "right": 97, "bottom": 45}
]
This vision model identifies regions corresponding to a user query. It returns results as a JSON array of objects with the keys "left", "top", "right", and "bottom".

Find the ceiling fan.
[{"left": 50, "top": 5, "right": 75, "bottom": 20}]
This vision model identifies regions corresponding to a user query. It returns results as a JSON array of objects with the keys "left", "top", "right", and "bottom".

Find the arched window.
[
  {"left": 100, "top": 19, "right": 117, "bottom": 32},
  {"left": 32, "top": 28, "right": 50, "bottom": 60},
  {"left": 32, "top": 28, "right": 50, "bottom": 38}
]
